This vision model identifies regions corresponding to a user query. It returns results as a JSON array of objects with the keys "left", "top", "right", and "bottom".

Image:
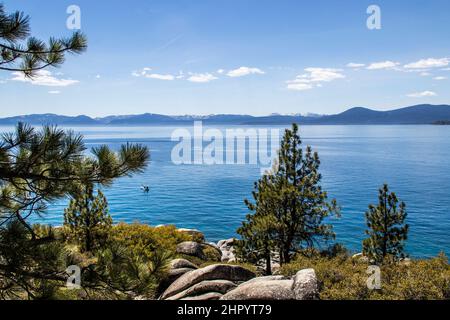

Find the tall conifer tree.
[
  {"left": 64, "top": 186, "right": 112, "bottom": 252},
  {"left": 237, "top": 124, "right": 340, "bottom": 272},
  {"left": 363, "top": 184, "right": 409, "bottom": 264}
]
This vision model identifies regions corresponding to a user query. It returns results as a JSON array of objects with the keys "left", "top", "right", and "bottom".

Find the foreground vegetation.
[{"left": 281, "top": 249, "right": 449, "bottom": 300}]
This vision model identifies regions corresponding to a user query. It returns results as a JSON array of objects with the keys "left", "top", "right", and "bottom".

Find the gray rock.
[
  {"left": 221, "top": 250, "right": 236, "bottom": 263},
  {"left": 161, "top": 264, "right": 255, "bottom": 300},
  {"left": 292, "top": 268, "right": 319, "bottom": 300},
  {"left": 181, "top": 292, "right": 223, "bottom": 300},
  {"left": 170, "top": 258, "right": 198, "bottom": 270},
  {"left": 218, "top": 238, "right": 236, "bottom": 249},
  {"left": 244, "top": 275, "right": 286, "bottom": 284},
  {"left": 221, "top": 279, "right": 295, "bottom": 300},
  {"left": 166, "top": 280, "right": 237, "bottom": 300},
  {"left": 176, "top": 241, "right": 205, "bottom": 259},
  {"left": 202, "top": 243, "right": 223, "bottom": 261}
]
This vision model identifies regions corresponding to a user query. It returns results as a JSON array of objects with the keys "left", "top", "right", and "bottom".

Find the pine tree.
[
  {"left": 236, "top": 174, "right": 278, "bottom": 275},
  {"left": 0, "top": 3, "right": 87, "bottom": 76},
  {"left": 64, "top": 186, "right": 112, "bottom": 252},
  {"left": 237, "top": 124, "right": 340, "bottom": 272},
  {"left": 363, "top": 184, "right": 409, "bottom": 264}
]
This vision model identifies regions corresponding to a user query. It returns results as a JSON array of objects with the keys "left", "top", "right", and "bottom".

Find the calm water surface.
[{"left": 2, "top": 125, "right": 449, "bottom": 258}]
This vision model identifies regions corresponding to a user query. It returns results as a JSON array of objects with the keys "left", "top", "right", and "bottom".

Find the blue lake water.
[{"left": 2, "top": 125, "right": 449, "bottom": 258}]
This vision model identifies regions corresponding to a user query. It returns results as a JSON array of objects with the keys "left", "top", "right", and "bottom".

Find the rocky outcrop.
[
  {"left": 181, "top": 292, "right": 224, "bottom": 301},
  {"left": 221, "top": 279, "right": 295, "bottom": 300},
  {"left": 217, "top": 238, "right": 236, "bottom": 263},
  {"left": 160, "top": 262, "right": 319, "bottom": 301},
  {"left": 170, "top": 258, "right": 198, "bottom": 270},
  {"left": 158, "top": 259, "right": 199, "bottom": 295},
  {"left": 177, "top": 241, "right": 205, "bottom": 259},
  {"left": 160, "top": 264, "right": 256, "bottom": 300},
  {"left": 176, "top": 241, "right": 222, "bottom": 261},
  {"left": 221, "top": 268, "right": 319, "bottom": 300},
  {"left": 166, "top": 280, "right": 237, "bottom": 300}
]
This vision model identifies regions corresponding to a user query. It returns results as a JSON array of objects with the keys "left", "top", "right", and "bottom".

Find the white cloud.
[
  {"left": 404, "top": 58, "right": 449, "bottom": 69},
  {"left": 420, "top": 72, "right": 432, "bottom": 76},
  {"left": 132, "top": 68, "right": 175, "bottom": 81},
  {"left": 11, "top": 70, "right": 79, "bottom": 87},
  {"left": 347, "top": 63, "right": 365, "bottom": 68},
  {"left": 217, "top": 69, "right": 225, "bottom": 74},
  {"left": 367, "top": 61, "right": 400, "bottom": 70},
  {"left": 187, "top": 73, "right": 218, "bottom": 83},
  {"left": 48, "top": 90, "right": 60, "bottom": 94},
  {"left": 407, "top": 91, "right": 437, "bottom": 98},
  {"left": 95, "top": 74, "right": 101, "bottom": 79},
  {"left": 145, "top": 73, "right": 175, "bottom": 81},
  {"left": 286, "top": 67, "right": 345, "bottom": 91},
  {"left": 433, "top": 76, "right": 447, "bottom": 80},
  {"left": 286, "top": 83, "right": 314, "bottom": 91},
  {"left": 227, "top": 66, "right": 265, "bottom": 77}
]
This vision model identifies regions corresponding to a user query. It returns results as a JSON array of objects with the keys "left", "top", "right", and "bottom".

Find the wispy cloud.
[
  {"left": 287, "top": 67, "right": 345, "bottom": 91},
  {"left": 404, "top": 58, "right": 449, "bottom": 69},
  {"left": 146, "top": 73, "right": 175, "bottom": 81},
  {"left": 227, "top": 67, "right": 265, "bottom": 77},
  {"left": 433, "top": 76, "right": 447, "bottom": 80},
  {"left": 407, "top": 91, "right": 437, "bottom": 98},
  {"left": 367, "top": 61, "right": 400, "bottom": 70},
  {"left": 48, "top": 90, "right": 61, "bottom": 94},
  {"left": 347, "top": 63, "right": 365, "bottom": 68},
  {"left": 187, "top": 73, "right": 218, "bottom": 83},
  {"left": 11, "top": 70, "right": 79, "bottom": 87},
  {"left": 132, "top": 68, "right": 175, "bottom": 81}
]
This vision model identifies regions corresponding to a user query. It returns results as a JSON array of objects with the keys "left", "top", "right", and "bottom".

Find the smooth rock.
[
  {"left": 221, "top": 250, "right": 236, "bottom": 263},
  {"left": 170, "top": 258, "right": 198, "bottom": 270},
  {"left": 176, "top": 241, "right": 205, "bottom": 259},
  {"left": 181, "top": 292, "right": 223, "bottom": 300},
  {"left": 166, "top": 280, "right": 237, "bottom": 300},
  {"left": 221, "top": 279, "right": 295, "bottom": 300},
  {"left": 244, "top": 275, "right": 286, "bottom": 284},
  {"left": 292, "top": 268, "right": 319, "bottom": 300},
  {"left": 161, "top": 264, "right": 255, "bottom": 300}
]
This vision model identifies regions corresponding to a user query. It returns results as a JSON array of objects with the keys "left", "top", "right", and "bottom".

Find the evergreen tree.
[
  {"left": 236, "top": 174, "right": 278, "bottom": 275},
  {"left": 0, "top": 3, "right": 87, "bottom": 76},
  {"left": 363, "top": 184, "right": 409, "bottom": 264},
  {"left": 64, "top": 186, "right": 112, "bottom": 252},
  {"left": 237, "top": 124, "right": 340, "bottom": 272}
]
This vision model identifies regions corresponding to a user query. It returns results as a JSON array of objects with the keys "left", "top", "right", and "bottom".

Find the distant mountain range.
[{"left": 1, "top": 104, "right": 449, "bottom": 126}]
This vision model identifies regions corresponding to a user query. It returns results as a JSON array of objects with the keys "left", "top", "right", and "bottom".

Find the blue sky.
[{"left": 1, "top": 0, "right": 450, "bottom": 117}]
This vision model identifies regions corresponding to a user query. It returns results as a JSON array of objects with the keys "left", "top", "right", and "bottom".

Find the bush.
[
  {"left": 280, "top": 252, "right": 450, "bottom": 300},
  {"left": 109, "top": 223, "right": 195, "bottom": 259}
]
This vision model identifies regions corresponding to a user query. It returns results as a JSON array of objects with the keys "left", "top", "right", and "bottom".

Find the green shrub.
[
  {"left": 281, "top": 252, "right": 450, "bottom": 300},
  {"left": 109, "top": 223, "right": 194, "bottom": 259}
]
